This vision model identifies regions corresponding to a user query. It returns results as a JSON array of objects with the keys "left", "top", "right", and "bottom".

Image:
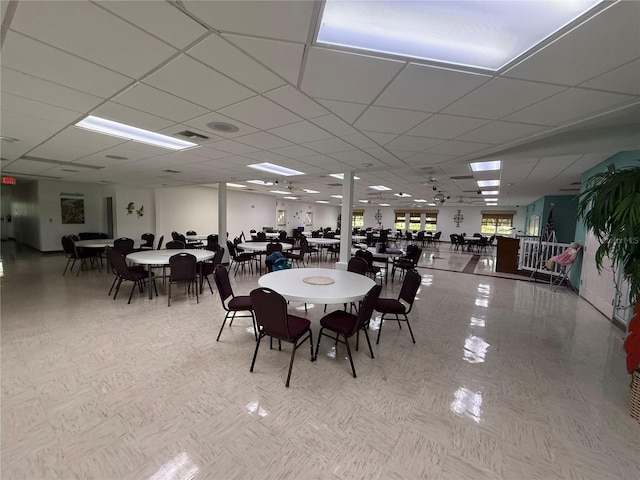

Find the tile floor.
[{"left": 1, "top": 241, "right": 638, "bottom": 479}]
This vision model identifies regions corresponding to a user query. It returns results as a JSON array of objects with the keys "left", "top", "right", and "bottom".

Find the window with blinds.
[
  {"left": 352, "top": 210, "right": 364, "bottom": 228},
  {"left": 394, "top": 212, "right": 406, "bottom": 230},
  {"left": 481, "top": 211, "right": 515, "bottom": 235},
  {"left": 424, "top": 212, "right": 438, "bottom": 232},
  {"left": 409, "top": 213, "right": 421, "bottom": 231}
]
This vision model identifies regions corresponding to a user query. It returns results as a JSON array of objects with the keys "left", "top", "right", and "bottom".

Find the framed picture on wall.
[{"left": 61, "top": 198, "right": 85, "bottom": 224}]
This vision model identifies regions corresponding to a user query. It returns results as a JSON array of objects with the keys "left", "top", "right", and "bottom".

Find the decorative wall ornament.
[
  {"left": 454, "top": 209, "right": 464, "bottom": 227},
  {"left": 136, "top": 205, "right": 144, "bottom": 218},
  {"left": 374, "top": 209, "right": 383, "bottom": 225},
  {"left": 126, "top": 202, "right": 135, "bottom": 215}
]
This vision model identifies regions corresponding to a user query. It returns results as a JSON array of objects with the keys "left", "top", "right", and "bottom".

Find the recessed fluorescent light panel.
[
  {"left": 370, "top": 185, "right": 391, "bottom": 191},
  {"left": 329, "top": 173, "right": 360, "bottom": 180},
  {"left": 316, "top": 200, "right": 330, "bottom": 204},
  {"left": 247, "top": 180, "right": 273, "bottom": 186},
  {"left": 225, "top": 183, "right": 247, "bottom": 188},
  {"left": 331, "top": 195, "right": 343, "bottom": 199},
  {"left": 317, "top": 1, "right": 601, "bottom": 71},
  {"left": 470, "top": 161, "right": 502, "bottom": 172},
  {"left": 284, "top": 196, "right": 298, "bottom": 200},
  {"left": 247, "top": 162, "right": 304, "bottom": 176},
  {"left": 303, "top": 189, "right": 319, "bottom": 194},
  {"left": 484, "top": 198, "right": 498, "bottom": 202},
  {"left": 414, "top": 199, "right": 427, "bottom": 203},
  {"left": 359, "top": 200, "right": 370, "bottom": 203},
  {"left": 269, "top": 190, "right": 290, "bottom": 195},
  {"left": 477, "top": 180, "right": 500, "bottom": 187},
  {"left": 486, "top": 203, "right": 498, "bottom": 206},
  {"left": 379, "top": 203, "right": 390, "bottom": 206},
  {"left": 75, "top": 115, "right": 197, "bottom": 150},
  {"left": 395, "top": 193, "right": 412, "bottom": 198},
  {"left": 481, "top": 191, "right": 500, "bottom": 195}
]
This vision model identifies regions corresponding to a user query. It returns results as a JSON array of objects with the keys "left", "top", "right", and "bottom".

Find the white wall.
[
  {"left": 276, "top": 199, "right": 340, "bottom": 234},
  {"left": 113, "top": 184, "right": 155, "bottom": 242}
]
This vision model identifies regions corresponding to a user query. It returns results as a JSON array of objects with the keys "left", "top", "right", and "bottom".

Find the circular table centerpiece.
[{"left": 303, "top": 276, "right": 335, "bottom": 286}]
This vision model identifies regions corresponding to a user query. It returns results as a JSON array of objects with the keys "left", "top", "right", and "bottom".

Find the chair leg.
[
  {"left": 405, "top": 314, "right": 416, "bottom": 343},
  {"left": 343, "top": 335, "right": 357, "bottom": 378},
  {"left": 108, "top": 275, "right": 119, "bottom": 296},
  {"left": 216, "top": 312, "right": 229, "bottom": 341},
  {"left": 250, "top": 333, "right": 263, "bottom": 372},
  {"left": 308, "top": 331, "right": 314, "bottom": 361},
  {"left": 362, "top": 326, "right": 375, "bottom": 358},
  {"left": 63, "top": 258, "right": 72, "bottom": 276},
  {"left": 168, "top": 281, "right": 172, "bottom": 306},
  {"left": 113, "top": 278, "right": 123, "bottom": 300},
  {"left": 376, "top": 313, "right": 385, "bottom": 344},
  {"left": 314, "top": 327, "right": 324, "bottom": 361},
  {"left": 285, "top": 342, "right": 298, "bottom": 388},
  {"left": 128, "top": 281, "right": 137, "bottom": 304}
]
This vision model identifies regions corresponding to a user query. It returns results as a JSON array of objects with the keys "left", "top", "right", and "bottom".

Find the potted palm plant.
[{"left": 577, "top": 165, "right": 640, "bottom": 422}]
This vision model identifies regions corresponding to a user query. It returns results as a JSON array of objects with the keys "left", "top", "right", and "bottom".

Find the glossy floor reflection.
[{"left": 1, "top": 242, "right": 639, "bottom": 479}]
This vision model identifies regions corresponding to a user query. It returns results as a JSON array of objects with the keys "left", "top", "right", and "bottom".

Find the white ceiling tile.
[
  {"left": 205, "top": 140, "right": 260, "bottom": 155},
  {"left": 184, "top": 0, "right": 316, "bottom": 43},
  {"left": 328, "top": 150, "right": 378, "bottom": 166},
  {"left": 385, "top": 136, "right": 445, "bottom": 152},
  {"left": 219, "top": 96, "right": 302, "bottom": 130},
  {"left": 457, "top": 121, "right": 547, "bottom": 144},
  {"left": 93, "top": 102, "right": 176, "bottom": 131},
  {"left": 2, "top": 159, "right": 59, "bottom": 175},
  {"left": 310, "top": 114, "right": 358, "bottom": 137},
  {"left": 267, "top": 121, "right": 334, "bottom": 144},
  {"left": 243, "top": 151, "right": 291, "bottom": 164},
  {"left": 0, "top": 109, "right": 69, "bottom": 147},
  {"left": 302, "top": 137, "right": 357, "bottom": 154},
  {"left": 315, "top": 99, "right": 368, "bottom": 124},
  {"left": 188, "top": 34, "right": 285, "bottom": 93},
  {"left": 41, "top": 164, "right": 97, "bottom": 178},
  {"left": 362, "top": 131, "right": 398, "bottom": 146},
  {"left": 426, "top": 140, "right": 491, "bottom": 156},
  {"left": 1, "top": 92, "right": 81, "bottom": 125},
  {"left": 28, "top": 126, "right": 128, "bottom": 161},
  {"left": 504, "top": 2, "right": 640, "bottom": 86},
  {"left": 298, "top": 155, "right": 351, "bottom": 170},
  {"left": 145, "top": 55, "right": 254, "bottom": 110},
  {"left": 1, "top": 67, "right": 103, "bottom": 113},
  {"left": 503, "top": 88, "right": 635, "bottom": 126},
  {"left": 270, "top": 145, "right": 319, "bottom": 159},
  {"left": 340, "top": 133, "right": 379, "bottom": 150},
  {"left": 302, "top": 48, "right": 404, "bottom": 104},
  {"left": 10, "top": 1, "right": 177, "bottom": 78},
  {"left": 113, "top": 83, "right": 209, "bottom": 123},
  {"left": 402, "top": 153, "right": 458, "bottom": 166},
  {"left": 376, "top": 64, "right": 490, "bottom": 112},
  {"left": 354, "top": 106, "right": 430, "bottom": 134},
  {"left": 190, "top": 146, "right": 236, "bottom": 160},
  {"left": 442, "top": 78, "right": 566, "bottom": 119},
  {"left": 223, "top": 34, "right": 304, "bottom": 86},
  {"left": 264, "top": 86, "right": 329, "bottom": 119},
  {"left": 387, "top": 149, "right": 421, "bottom": 160},
  {"left": 96, "top": 0, "right": 208, "bottom": 49},
  {"left": 2, "top": 32, "right": 132, "bottom": 98},
  {"left": 235, "top": 131, "right": 293, "bottom": 149},
  {"left": 184, "top": 112, "right": 258, "bottom": 138},
  {"left": 407, "top": 114, "right": 491, "bottom": 139},
  {"left": 580, "top": 59, "right": 640, "bottom": 96}
]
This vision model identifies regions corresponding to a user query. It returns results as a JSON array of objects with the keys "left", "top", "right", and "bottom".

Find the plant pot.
[{"left": 631, "top": 369, "right": 640, "bottom": 423}]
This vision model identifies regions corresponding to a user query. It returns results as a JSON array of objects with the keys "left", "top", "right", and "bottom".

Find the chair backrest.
[
  {"left": 266, "top": 242, "right": 283, "bottom": 255},
  {"left": 256, "top": 231, "right": 267, "bottom": 241},
  {"left": 433, "top": 231, "right": 442, "bottom": 240},
  {"left": 141, "top": 233, "right": 155, "bottom": 248},
  {"left": 171, "top": 231, "right": 180, "bottom": 241},
  {"left": 405, "top": 231, "right": 413, "bottom": 240},
  {"left": 211, "top": 248, "right": 225, "bottom": 267},
  {"left": 105, "top": 247, "right": 135, "bottom": 281},
  {"left": 457, "top": 234, "right": 466, "bottom": 245},
  {"left": 250, "top": 287, "right": 294, "bottom": 340},
  {"left": 347, "top": 256, "right": 368, "bottom": 275},
  {"left": 207, "top": 234, "right": 219, "bottom": 243},
  {"left": 206, "top": 240, "right": 221, "bottom": 252},
  {"left": 175, "top": 232, "right": 187, "bottom": 244},
  {"left": 350, "top": 284, "right": 382, "bottom": 335},
  {"left": 213, "top": 264, "right": 234, "bottom": 303},
  {"left": 405, "top": 244, "right": 420, "bottom": 259},
  {"left": 96, "top": 232, "right": 109, "bottom": 239},
  {"left": 156, "top": 235, "right": 164, "bottom": 250},
  {"left": 61, "top": 235, "right": 77, "bottom": 258},
  {"left": 169, "top": 253, "right": 196, "bottom": 282},
  {"left": 354, "top": 249, "right": 374, "bottom": 268},
  {"left": 226, "top": 240, "right": 238, "bottom": 258},
  {"left": 399, "top": 269, "right": 421, "bottom": 306},
  {"left": 278, "top": 231, "right": 287, "bottom": 240},
  {"left": 411, "top": 247, "right": 423, "bottom": 264},
  {"left": 449, "top": 234, "right": 457, "bottom": 244},
  {"left": 417, "top": 231, "right": 425, "bottom": 241},
  {"left": 186, "top": 230, "right": 197, "bottom": 235},
  {"left": 166, "top": 240, "right": 185, "bottom": 249},
  {"left": 113, "top": 237, "right": 134, "bottom": 255}
]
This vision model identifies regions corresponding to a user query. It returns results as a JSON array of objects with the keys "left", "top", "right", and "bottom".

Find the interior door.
[{"left": 580, "top": 231, "right": 615, "bottom": 319}]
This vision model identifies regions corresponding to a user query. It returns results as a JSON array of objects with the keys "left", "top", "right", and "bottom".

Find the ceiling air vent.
[
  {"left": 163, "top": 169, "right": 182, "bottom": 174},
  {"left": 176, "top": 130, "right": 209, "bottom": 140},
  {"left": 451, "top": 175, "right": 475, "bottom": 180},
  {"left": 325, "top": 183, "right": 343, "bottom": 187},
  {"left": 571, "top": 181, "right": 581, "bottom": 185}
]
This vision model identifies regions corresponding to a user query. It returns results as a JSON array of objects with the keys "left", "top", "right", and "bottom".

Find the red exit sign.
[{"left": 2, "top": 177, "right": 16, "bottom": 185}]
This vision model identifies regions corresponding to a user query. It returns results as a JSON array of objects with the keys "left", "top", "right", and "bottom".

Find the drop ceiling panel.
[
  {"left": 244, "top": 151, "right": 291, "bottom": 164},
  {"left": 28, "top": 127, "right": 127, "bottom": 161},
  {"left": 0, "top": 141, "right": 37, "bottom": 162},
  {"left": 205, "top": 140, "right": 260, "bottom": 155},
  {"left": 0, "top": 110, "right": 70, "bottom": 147},
  {"left": 2, "top": 32, "right": 132, "bottom": 98},
  {"left": 310, "top": 114, "right": 358, "bottom": 137},
  {"left": 407, "top": 114, "right": 491, "bottom": 139},
  {"left": 503, "top": 88, "right": 635, "bottom": 126},
  {"left": 93, "top": 102, "right": 176, "bottom": 131},
  {"left": 113, "top": 83, "right": 209, "bottom": 123},
  {"left": 1, "top": 92, "right": 81, "bottom": 124},
  {"left": 375, "top": 64, "right": 490, "bottom": 112},
  {"left": 354, "top": 106, "right": 430, "bottom": 134},
  {"left": 235, "top": 131, "right": 293, "bottom": 149},
  {"left": 42, "top": 165, "right": 98, "bottom": 178},
  {"left": 456, "top": 121, "right": 547, "bottom": 144},
  {"left": 267, "top": 121, "right": 334, "bottom": 144},
  {"left": 3, "top": 159, "right": 60, "bottom": 175},
  {"left": 188, "top": 34, "right": 285, "bottom": 93},
  {"left": 219, "top": 96, "right": 302, "bottom": 130},
  {"left": 96, "top": 0, "right": 208, "bottom": 49},
  {"left": 504, "top": 2, "right": 640, "bottom": 86},
  {"left": 362, "top": 131, "right": 398, "bottom": 146},
  {"left": 442, "top": 78, "right": 567, "bottom": 120},
  {"left": 315, "top": 99, "right": 368, "bottom": 124},
  {"left": 10, "top": 1, "right": 177, "bottom": 78},
  {"left": 223, "top": 34, "right": 304, "bottom": 85},
  {"left": 340, "top": 133, "right": 379, "bottom": 150},
  {"left": 328, "top": 150, "right": 378, "bottom": 166},
  {"left": 185, "top": 112, "right": 258, "bottom": 138},
  {"left": 145, "top": 55, "right": 254, "bottom": 110},
  {"left": 264, "top": 86, "right": 329, "bottom": 119},
  {"left": 580, "top": 59, "right": 640, "bottom": 96},
  {"left": 1, "top": 67, "right": 103, "bottom": 113},
  {"left": 426, "top": 140, "right": 491, "bottom": 156},
  {"left": 384, "top": 136, "right": 445, "bottom": 152},
  {"left": 270, "top": 145, "right": 319, "bottom": 159},
  {"left": 302, "top": 48, "right": 404, "bottom": 104},
  {"left": 298, "top": 155, "right": 352, "bottom": 171},
  {"left": 302, "top": 137, "right": 357, "bottom": 154},
  {"left": 191, "top": 146, "right": 236, "bottom": 160},
  {"left": 184, "top": 0, "right": 315, "bottom": 43}
]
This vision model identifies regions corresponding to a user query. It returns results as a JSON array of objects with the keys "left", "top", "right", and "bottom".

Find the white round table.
[
  {"left": 335, "top": 235, "right": 367, "bottom": 242},
  {"left": 185, "top": 234, "right": 209, "bottom": 241},
  {"left": 127, "top": 249, "right": 215, "bottom": 299},
  {"left": 258, "top": 267, "right": 375, "bottom": 304},
  {"left": 237, "top": 242, "right": 293, "bottom": 252},
  {"left": 76, "top": 239, "right": 142, "bottom": 249}
]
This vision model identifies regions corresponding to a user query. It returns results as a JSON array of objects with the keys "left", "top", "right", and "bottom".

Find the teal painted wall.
[
  {"left": 525, "top": 197, "right": 545, "bottom": 235},
  {"left": 524, "top": 195, "right": 577, "bottom": 242},
  {"left": 570, "top": 150, "right": 640, "bottom": 288}
]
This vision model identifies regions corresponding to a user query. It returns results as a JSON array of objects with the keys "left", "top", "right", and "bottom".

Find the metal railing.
[{"left": 518, "top": 238, "right": 571, "bottom": 277}]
